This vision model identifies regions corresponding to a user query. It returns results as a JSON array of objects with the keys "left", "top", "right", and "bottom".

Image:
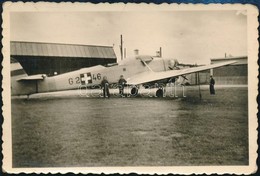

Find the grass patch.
[{"left": 12, "top": 87, "right": 248, "bottom": 167}]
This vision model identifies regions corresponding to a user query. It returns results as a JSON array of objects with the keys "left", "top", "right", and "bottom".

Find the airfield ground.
[{"left": 11, "top": 86, "right": 248, "bottom": 167}]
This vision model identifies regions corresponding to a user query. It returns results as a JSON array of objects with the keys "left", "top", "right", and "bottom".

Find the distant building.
[
  {"left": 210, "top": 56, "right": 247, "bottom": 85},
  {"left": 11, "top": 41, "right": 117, "bottom": 76}
]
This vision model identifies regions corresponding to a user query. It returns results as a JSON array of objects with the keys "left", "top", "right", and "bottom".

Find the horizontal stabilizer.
[{"left": 17, "top": 74, "right": 46, "bottom": 81}]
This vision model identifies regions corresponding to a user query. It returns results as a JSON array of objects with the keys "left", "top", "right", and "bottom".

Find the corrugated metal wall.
[
  {"left": 214, "top": 76, "right": 247, "bottom": 85},
  {"left": 11, "top": 41, "right": 116, "bottom": 59},
  {"left": 11, "top": 41, "right": 117, "bottom": 76},
  {"left": 211, "top": 57, "right": 248, "bottom": 85}
]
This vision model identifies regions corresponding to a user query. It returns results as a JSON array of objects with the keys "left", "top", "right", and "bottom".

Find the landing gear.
[
  {"left": 197, "top": 72, "right": 202, "bottom": 100},
  {"left": 155, "top": 83, "right": 165, "bottom": 98},
  {"left": 156, "top": 88, "right": 164, "bottom": 97},
  {"left": 130, "top": 86, "right": 139, "bottom": 97},
  {"left": 182, "top": 85, "right": 186, "bottom": 97}
]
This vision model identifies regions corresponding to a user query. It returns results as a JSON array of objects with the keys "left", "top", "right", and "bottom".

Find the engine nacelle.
[{"left": 168, "top": 59, "right": 179, "bottom": 70}]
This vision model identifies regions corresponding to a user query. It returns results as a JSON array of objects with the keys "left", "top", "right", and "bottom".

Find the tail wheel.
[
  {"left": 156, "top": 89, "right": 164, "bottom": 97},
  {"left": 130, "top": 86, "right": 139, "bottom": 97}
]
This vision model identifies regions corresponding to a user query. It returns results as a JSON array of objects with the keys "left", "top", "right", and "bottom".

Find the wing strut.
[
  {"left": 140, "top": 60, "right": 153, "bottom": 72},
  {"left": 198, "top": 72, "right": 202, "bottom": 100}
]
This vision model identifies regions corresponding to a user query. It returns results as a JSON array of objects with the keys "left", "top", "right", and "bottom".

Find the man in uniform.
[
  {"left": 118, "top": 75, "right": 127, "bottom": 97},
  {"left": 209, "top": 75, "right": 215, "bottom": 95},
  {"left": 101, "top": 76, "right": 110, "bottom": 98}
]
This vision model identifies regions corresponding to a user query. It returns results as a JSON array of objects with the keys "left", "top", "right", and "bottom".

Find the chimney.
[{"left": 134, "top": 49, "right": 139, "bottom": 55}]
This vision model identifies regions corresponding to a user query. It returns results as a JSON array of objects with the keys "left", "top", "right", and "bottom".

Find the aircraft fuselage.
[{"left": 11, "top": 56, "right": 175, "bottom": 95}]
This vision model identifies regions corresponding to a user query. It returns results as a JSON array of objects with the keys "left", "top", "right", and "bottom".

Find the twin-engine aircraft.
[{"left": 11, "top": 55, "right": 235, "bottom": 97}]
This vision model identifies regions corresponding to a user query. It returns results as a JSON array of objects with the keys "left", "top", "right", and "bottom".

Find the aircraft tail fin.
[{"left": 11, "top": 61, "right": 28, "bottom": 77}]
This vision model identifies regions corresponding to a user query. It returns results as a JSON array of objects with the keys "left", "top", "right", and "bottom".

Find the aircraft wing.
[
  {"left": 17, "top": 74, "right": 46, "bottom": 81},
  {"left": 126, "top": 61, "right": 236, "bottom": 85}
]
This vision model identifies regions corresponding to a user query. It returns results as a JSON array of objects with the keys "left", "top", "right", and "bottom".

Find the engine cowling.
[{"left": 168, "top": 59, "right": 179, "bottom": 70}]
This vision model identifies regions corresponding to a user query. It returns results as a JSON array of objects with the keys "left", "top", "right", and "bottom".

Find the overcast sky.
[{"left": 11, "top": 10, "right": 247, "bottom": 64}]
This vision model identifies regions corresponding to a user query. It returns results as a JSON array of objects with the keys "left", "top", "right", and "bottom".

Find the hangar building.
[
  {"left": 176, "top": 64, "right": 210, "bottom": 85},
  {"left": 210, "top": 56, "right": 248, "bottom": 85},
  {"left": 11, "top": 41, "right": 117, "bottom": 76},
  {"left": 180, "top": 56, "right": 247, "bottom": 86}
]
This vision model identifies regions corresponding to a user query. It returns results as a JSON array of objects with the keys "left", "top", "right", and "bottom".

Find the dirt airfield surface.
[{"left": 11, "top": 86, "right": 248, "bottom": 167}]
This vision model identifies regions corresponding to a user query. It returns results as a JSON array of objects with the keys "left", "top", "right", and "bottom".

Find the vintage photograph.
[{"left": 2, "top": 2, "right": 258, "bottom": 174}]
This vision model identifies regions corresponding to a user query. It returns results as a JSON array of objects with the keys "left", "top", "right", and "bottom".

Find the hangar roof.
[
  {"left": 11, "top": 41, "right": 116, "bottom": 59},
  {"left": 211, "top": 56, "right": 247, "bottom": 65}
]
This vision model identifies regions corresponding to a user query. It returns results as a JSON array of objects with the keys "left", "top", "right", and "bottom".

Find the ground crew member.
[
  {"left": 118, "top": 75, "right": 127, "bottom": 97},
  {"left": 209, "top": 75, "right": 215, "bottom": 95},
  {"left": 101, "top": 76, "right": 110, "bottom": 98}
]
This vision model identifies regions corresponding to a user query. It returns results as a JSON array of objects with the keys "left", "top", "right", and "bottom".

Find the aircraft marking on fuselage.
[
  {"left": 67, "top": 72, "right": 103, "bottom": 86},
  {"left": 68, "top": 77, "right": 81, "bottom": 85},
  {"left": 80, "top": 72, "right": 92, "bottom": 85}
]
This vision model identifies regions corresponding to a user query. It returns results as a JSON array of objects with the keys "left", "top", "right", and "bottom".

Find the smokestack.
[
  {"left": 160, "top": 47, "right": 162, "bottom": 57},
  {"left": 120, "top": 35, "right": 123, "bottom": 60},
  {"left": 124, "top": 48, "right": 126, "bottom": 58},
  {"left": 156, "top": 51, "right": 160, "bottom": 57},
  {"left": 134, "top": 49, "right": 139, "bottom": 55}
]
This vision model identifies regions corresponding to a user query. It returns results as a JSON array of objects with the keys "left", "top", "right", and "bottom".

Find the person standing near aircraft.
[
  {"left": 209, "top": 75, "right": 215, "bottom": 95},
  {"left": 11, "top": 55, "right": 236, "bottom": 97},
  {"left": 118, "top": 75, "right": 127, "bottom": 97},
  {"left": 101, "top": 76, "right": 110, "bottom": 98}
]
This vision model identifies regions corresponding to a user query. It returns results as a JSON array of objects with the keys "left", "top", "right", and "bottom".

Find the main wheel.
[
  {"left": 130, "top": 86, "right": 139, "bottom": 97},
  {"left": 156, "top": 89, "right": 164, "bottom": 97}
]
